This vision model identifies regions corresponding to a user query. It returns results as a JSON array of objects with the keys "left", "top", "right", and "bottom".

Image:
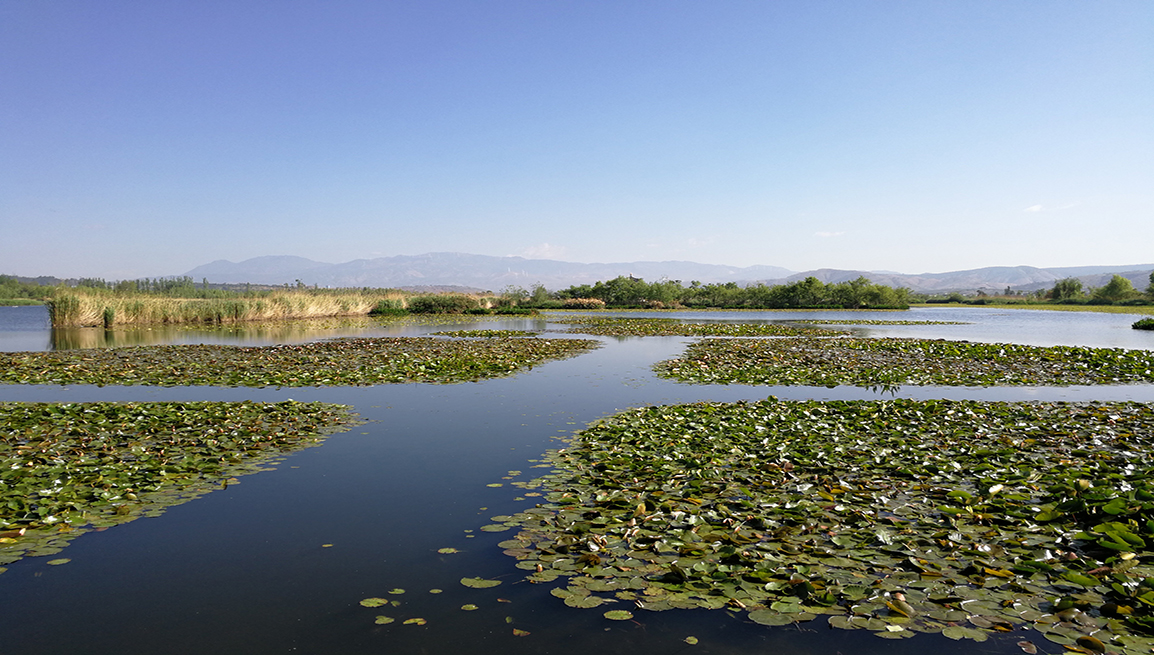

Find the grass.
[{"left": 46, "top": 290, "right": 412, "bottom": 327}]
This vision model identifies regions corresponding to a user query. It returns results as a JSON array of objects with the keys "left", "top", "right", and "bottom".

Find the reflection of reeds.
[{"left": 46, "top": 291, "right": 409, "bottom": 327}]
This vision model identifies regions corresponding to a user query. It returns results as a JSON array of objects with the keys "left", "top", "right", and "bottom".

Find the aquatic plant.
[
  {"left": 557, "top": 317, "right": 836, "bottom": 337},
  {"left": 1133, "top": 318, "right": 1154, "bottom": 331},
  {"left": 0, "top": 400, "right": 359, "bottom": 564},
  {"left": 657, "top": 337, "right": 1154, "bottom": 387},
  {"left": 0, "top": 336, "right": 599, "bottom": 387},
  {"left": 496, "top": 399, "right": 1154, "bottom": 647}
]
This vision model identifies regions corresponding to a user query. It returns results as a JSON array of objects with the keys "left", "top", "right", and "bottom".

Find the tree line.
[
  {"left": 549, "top": 275, "right": 911, "bottom": 309},
  {"left": 1047, "top": 273, "right": 1154, "bottom": 305}
]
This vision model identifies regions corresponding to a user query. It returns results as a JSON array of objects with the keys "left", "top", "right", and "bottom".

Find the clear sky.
[{"left": 2, "top": 1, "right": 1151, "bottom": 280}]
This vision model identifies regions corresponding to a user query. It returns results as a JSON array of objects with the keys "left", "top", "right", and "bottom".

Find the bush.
[
  {"left": 369, "top": 299, "right": 408, "bottom": 316},
  {"left": 407, "top": 294, "right": 480, "bottom": 314},
  {"left": 562, "top": 298, "right": 607, "bottom": 310},
  {"left": 1133, "top": 318, "right": 1154, "bottom": 331}
]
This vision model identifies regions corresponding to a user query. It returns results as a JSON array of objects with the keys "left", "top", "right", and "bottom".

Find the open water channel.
[{"left": 2, "top": 305, "right": 1153, "bottom": 655}]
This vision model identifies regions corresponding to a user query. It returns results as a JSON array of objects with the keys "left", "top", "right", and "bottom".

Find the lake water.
[{"left": 2, "top": 305, "right": 1153, "bottom": 655}]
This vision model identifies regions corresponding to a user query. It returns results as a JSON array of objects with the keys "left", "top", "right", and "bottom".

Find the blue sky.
[{"left": 2, "top": 1, "right": 1151, "bottom": 279}]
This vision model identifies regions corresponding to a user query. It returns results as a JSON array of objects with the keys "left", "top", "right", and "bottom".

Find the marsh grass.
[{"left": 47, "top": 291, "right": 409, "bottom": 327}]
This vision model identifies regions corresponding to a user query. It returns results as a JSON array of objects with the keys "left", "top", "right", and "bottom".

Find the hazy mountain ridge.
[{"left": 183, "top": 253, "right": 1153, "bottom": 294}]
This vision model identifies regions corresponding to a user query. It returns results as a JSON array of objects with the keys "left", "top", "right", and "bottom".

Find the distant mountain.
[
  {"left": 185, "top": 253, "right": 795, "bottom": 291},
  {"left": 184, "top": 253, "right": 1153, "bottom": 295}
]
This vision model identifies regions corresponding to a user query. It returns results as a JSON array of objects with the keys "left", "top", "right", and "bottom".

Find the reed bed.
[{"left": 47, "top": 291, "right": 410, "bottom": 327}]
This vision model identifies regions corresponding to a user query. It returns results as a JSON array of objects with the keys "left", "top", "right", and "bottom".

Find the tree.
[
  {"left": 529, "top": 283, "right": 550, "bottom": 305},
  {"left": 1093, "top": 275, "right": 1137, "bottom": 303},
  {"left": 1050, "top": 278, "right": 1083, "bottom": 301},
  {"left": 1148, "top": 271, "right": 1154, "bottom": 297}
]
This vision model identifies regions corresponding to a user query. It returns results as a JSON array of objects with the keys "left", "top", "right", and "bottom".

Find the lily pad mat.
[
  {"left": 0, "top": 401, "right": 359, "bottom": 564},
  {"left": 496, "top": 398, "right": 1154, "bottom": 649},
  {"left": 555, "top": 317, "right": 836, "bottom": 337},
  {"left": 657, "top": 337, "right": 1154, "bottom": 387},
  {"left": 0, "top": 336, "right": 599, "bottom": 387}
]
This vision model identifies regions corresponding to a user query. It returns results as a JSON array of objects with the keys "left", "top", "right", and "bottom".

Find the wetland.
[{"left": 2, "top": 305, "right": 1154, "bottom": 655}]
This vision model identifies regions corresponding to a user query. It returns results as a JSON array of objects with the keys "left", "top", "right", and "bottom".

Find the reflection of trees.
[{"left": 49, "top": 317, "right": 393, "bottom": 351}]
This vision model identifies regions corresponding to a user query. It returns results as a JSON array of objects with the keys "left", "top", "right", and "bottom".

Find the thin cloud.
[
  {"left": 1024, "top": 203, "right": 1077, "bottom": 213},
  {"left": 814, "top": 231, "right": 845, "bottom": 238},
  {"left": 522, "top": 243, "right": 567, "bottom": 260}
]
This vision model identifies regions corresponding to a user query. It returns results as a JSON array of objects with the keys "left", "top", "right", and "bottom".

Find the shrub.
[
  {"left": 562, "top": 298, "right": 607, "bottom": 310},
  {"left": 1133, "top": 318, "right": 1154, "bottom": 331},
  {"left": 407, "top": 294, "right": 480, "bottom": 314},
  {"left": 369, "top": 299, "right": 408, "bottom": 316}
]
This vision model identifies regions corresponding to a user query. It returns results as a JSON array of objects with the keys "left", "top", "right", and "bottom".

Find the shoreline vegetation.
[{"left": 2, "top": 272, "right": 1152, "bottom": 327}]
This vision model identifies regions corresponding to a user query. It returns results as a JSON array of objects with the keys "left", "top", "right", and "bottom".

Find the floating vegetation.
[
  {"left": 1134, "top": 318, "right": 1154, "bottom": 331},
  {"left": 0, "top": 401, "right": 359, "bottom": 565},
  {"left": 496, "top": 399, "right": 1154, "bottom": 648},
  {"left": 0, "top": 336, "right": 599, "bottom": 387},
  {"left": 657, "top": 337, "right": 1154, "bottom": 387},
  {"left": 792, "top": 320, "right": 969, "bottom": 326},
  {"left": 460, "top": 577, "right": 502, "bottom": 589},
  {"left": 556, "top": 317, "right": 836, "bottom": 337},
  {"left": 430, "top": 329, "right": 540, "bottom": 338}
]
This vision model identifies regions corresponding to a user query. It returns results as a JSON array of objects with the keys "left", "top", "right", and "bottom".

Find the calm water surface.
[{"left": 1, "top": 306, "right": 1152, "bottom": 655}]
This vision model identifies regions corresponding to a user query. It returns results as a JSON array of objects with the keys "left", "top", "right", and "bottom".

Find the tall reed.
[{"left": 46, "top": 290, "right": 411, "bottom": 327}]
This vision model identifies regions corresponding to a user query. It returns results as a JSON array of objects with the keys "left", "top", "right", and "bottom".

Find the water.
[{"left": 1, "top": 305, "right": 1152, "bottom": 655}]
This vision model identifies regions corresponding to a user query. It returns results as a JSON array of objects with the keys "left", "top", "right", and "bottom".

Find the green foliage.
[
  {"left": 500, "top": 399, "right": 1154, "bottom": 642},
  {"left": 46, "top": 294, "right": 81, "bottom": 325},
  {"left": 1051, "top": 277, "right": 1085, "bottom": 301},
  {"left": 558, "top": 317, "right": 834, "bottom": 337},
  {"left": 407, "top": 294, "right": 480, "bottom": 314},
  {"left": 369, "top": 299, "right": 408, "bottom": 316},
  {"left": 0, "top": 275, "right": 45, "bottom": 302},
  {"left": 1134, "top": 318, "right": 1154, "bottom": 331},
  {"left": 0, "top": 400, "right": 358, "bottom": 563},
  {"left": 657, "top": 337, "right": 1154, "bottom": 387},
  {"left": 1094, "top": 275, "right": 1139, "bottom": 303},
  {"left": 555, "top": 275, "right": 909, "bottom": 309},
  {"left": 0, "top": 336, "right": 600, "bottom": 387}
]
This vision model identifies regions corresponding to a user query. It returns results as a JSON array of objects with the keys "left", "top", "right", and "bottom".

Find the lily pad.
[{"left": 460, "top": 577, "right": 502, "bottom": 589}]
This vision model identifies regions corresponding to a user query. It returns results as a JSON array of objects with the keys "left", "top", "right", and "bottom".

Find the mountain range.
[{"left": 184, "top": 253, "right": 1154, "bottom": 295}]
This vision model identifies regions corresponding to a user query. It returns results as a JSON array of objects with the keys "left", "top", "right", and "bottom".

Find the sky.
[{"left": 2, "top": 1, "right": 1151, "bottom": 280}]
